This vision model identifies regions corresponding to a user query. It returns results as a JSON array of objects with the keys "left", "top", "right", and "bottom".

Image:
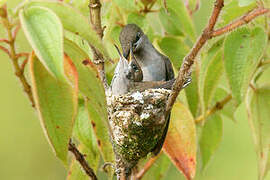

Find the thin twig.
[
  {"left": 20, "top": 58, "right": 28, "bottom": 73},
  {"left": 212, "top": 7, "right": 269, "bottom": 37},
  {"left": 0, "top": 38, "right": 10, "bottom": 44},
  {"left": 165, "top": 0, "right": 224, "bottom": 116},
  {"left": 135, "top": 153, "right": 162, "bottom": 180},
  {"left": 88, "top": 0, "right": 109, "bottom": 90},
  {"left": 1, "top": 9, "right": 35, "bottom": 107},
  {"left": 195, "top": 94, "right": 232, "bottom": 123},
  {"left": 68, "top": 140, "right": 98, "bottom": 180},
  {"left": 258, "top": 59, "right": 270, "bottom": 67},
  {"left": 0, "top": 45, "right": 11, "bottom": 57}
]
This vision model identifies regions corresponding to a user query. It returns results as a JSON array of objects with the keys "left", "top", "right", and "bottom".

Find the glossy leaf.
[
  {"left": 29, "top": 53, "right": 78, "bottom": 163},
  {"left": 163, "top": 102, "right": 196, "bottom": 180},
  {"left": 199, "top": 39, "right": 224, "bottom": 115},
  {"left": 157, "top": 36, "right": 189, "bottom": 69},
  {"left": 73, "top": 99, "right": 100, "bottom": 170},
  {"left": 199, "top": 114, "right": 223, "bottom": 169},
  {"left": 246, "top": 85, "right": 270, "bottom": 180},
  {"left": 64, "top": 39, "right": 114, "bottom": 167},
  {"left": 27, "top": 1, "right": 110, "bottom": 60},
  {"left": 224, "top": 27, "right": 267, "bottom": 104},
  {"left": 67, "top": 144, "right": 99, "bottom": 180},
  {"left": 20, "top": 6, "right": 64, "bottom": 80}
]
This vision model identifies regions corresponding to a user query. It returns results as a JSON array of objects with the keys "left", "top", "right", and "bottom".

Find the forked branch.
[{"left": 165, "top": 1, "right": 269, "bottom": 117}]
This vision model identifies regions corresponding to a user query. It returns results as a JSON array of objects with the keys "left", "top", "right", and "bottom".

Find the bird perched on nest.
[
  {"left": 111, "top": 45, "right": 175, "bottom": 96},
  {"left": 119, "top": 24, "right": 175, "bottom": 155}
]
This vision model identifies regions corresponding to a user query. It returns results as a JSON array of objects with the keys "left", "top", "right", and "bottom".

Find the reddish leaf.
[{"left": 163, "top": 102, "right": 196, "bottom": 180}]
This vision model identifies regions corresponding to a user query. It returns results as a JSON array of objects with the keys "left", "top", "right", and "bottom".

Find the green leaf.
[
  {"left": 212, "top": 87, "right": 236, "bottom": 122},
  {"left": 160, "top": 0, "right": 196, "bottom": 40},
  {"left": 127, "top": 13, "right": 146, "bottom": 30},
  {"left": 143, "top": 154, "right": 172, "bottom": 180},
  {"left": 238, "top": 0, "right": 256, "bottom": 7},
  {"left": 247, "top": 85, "right": 270, "bottom": 180},
  {"left": 224, "top": 27, "right": 267, "bottom": 104},
  {"left": 221, "top": 1, "right": 256, "bottom": 26},
  {"left": 113, "top": 0, "right": 137, "bottom": 10},
  {"left": 163, "top": 102, "right": 196, "bottom": 179},
  {"left": 199, "top": 39, "right": 224, "bottom": 115},
  {"left": 63, "top": 39, "right": 114, "bottom": 170},
  {"left": 73, "top": 99, "right": 100, "bottom": 171},
  {"left": 185, "top": 72, "right": 199, "bottom": 117},
  {"left": 158, "top": 9, "right": 184, "bottom": 36},
  {"left": 19, "top": 6, "right": 64, "bottom": 80},
  {"left": 157, "top": 36, "right": 189, "bottom": 69},
  {"left": 27, "top": 1, "right": 110, "bottom": 60},
  {"left": 67, "top": 144, "right": 99, "bottom": 180},
  {"left": 199, "top": 114, "right": 223, "bottom": 169},
  {"left": 29, "top": 53, "right": 78, "bottom": 163}
]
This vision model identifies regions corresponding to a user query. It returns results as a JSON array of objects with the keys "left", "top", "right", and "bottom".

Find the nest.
[{"left": 107, "top": 89, "right": 171, "bottom": 171}]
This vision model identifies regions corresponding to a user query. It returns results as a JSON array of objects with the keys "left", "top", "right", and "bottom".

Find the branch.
[
  {"left": 165, "top": 2, "right": 269, "bottom": 117},
  {"left": 68, "top": 140, "right": 98, "bottom": 180},
  {"left": 258, "top": 59, "right": 270, "bottom": 67},
  {"left": 0, "top": 45, "right": 11, "bottom": 57},
  {"left": 212, "top": 7, "right": 269, "bottom": 37},
  {"left": 165, "top": 0, "right": 224, "bottom": 115},
  {"left": 88, "top": 0, "right": 109, "bottom": 90},
  {"left": 195, "top": 94, "right": 232, "bottom": 123},
  {"left": 1, "top": 10, "right": 35, "bottom": 107}
]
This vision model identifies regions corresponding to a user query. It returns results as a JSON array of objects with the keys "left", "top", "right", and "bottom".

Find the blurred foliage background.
[{"left": 1, "top": 0, "right": 270, "bottom": 179}]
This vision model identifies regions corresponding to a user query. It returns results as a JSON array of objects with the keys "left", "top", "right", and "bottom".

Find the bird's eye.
[
  {"left": 135, "top": 32, "right": 141, "bottom": 42},
  {"left": 132, "top": 64, "right": 138, "bottom": 71}
]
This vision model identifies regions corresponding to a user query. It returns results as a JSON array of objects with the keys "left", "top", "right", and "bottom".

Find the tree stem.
[{"left": 195, "top": 94, "right": 232, "bottom": 123}]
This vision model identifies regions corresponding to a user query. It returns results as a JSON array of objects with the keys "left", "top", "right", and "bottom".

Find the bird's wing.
[
  {"left": 164, "top": 56, "right": 175, "bottom": 80},
  {"left": 151, "top": 56, "right": 174, "bottom": 155}
]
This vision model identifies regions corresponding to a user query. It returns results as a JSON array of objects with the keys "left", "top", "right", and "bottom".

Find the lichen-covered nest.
[{"left": 107, "top": 89, "right": 171, "bottom": 169}]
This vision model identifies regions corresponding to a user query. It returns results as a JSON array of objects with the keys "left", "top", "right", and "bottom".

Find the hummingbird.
[
  {"left": 119, "top": 24, "right": 175, "bottom": 82},
  {"left": 119, "top": 24, "right": 180, "bottom": 155},
  {"left": 111, "top": 45, "right": 175, "bottom": 96}
]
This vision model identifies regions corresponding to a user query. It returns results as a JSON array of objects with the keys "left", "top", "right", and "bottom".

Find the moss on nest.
[{"left": 107, "top": 89, "right": 170, "bottom": 170}]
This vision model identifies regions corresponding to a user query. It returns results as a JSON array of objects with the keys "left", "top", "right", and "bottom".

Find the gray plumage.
[{"left": 119, "top": 24, "right": 175, "bottom": 82}]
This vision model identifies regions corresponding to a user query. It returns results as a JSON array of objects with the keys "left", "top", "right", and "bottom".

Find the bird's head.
[{"left": 119, "top": 24, "right": 144, "bottom": 59}]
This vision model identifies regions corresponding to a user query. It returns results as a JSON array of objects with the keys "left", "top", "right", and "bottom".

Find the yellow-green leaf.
[
  {"left": 29, "top": 53, "right": 78, "bottom": 163},
  {"left": 199, "top": 114, "right": 223, "bottom": 169},
  {"left": 64, "top": 39, "right": 114, "bottom": 169},
  {"left": 27, "top": 1, "right": 110, "bottom": 60},
  {"left": 157, "top": 36, "right": 189, "bottom": 69},
  {"left": 224, "top": 27, "right": 267, "bottom": 104},
  {"left": 163, "top": 103, "right": 196, "bottom": 180},
  {"left": 247, "top": 85, "right": 270, "bottom": 180},
  {"left": 20, "top": 6, "right": 64, "bottom": 80},
  {"left": 199, "top": 39, "right": 224, "bottom": 115},
  {"left": 73, "top": 99, "right": 100, "bottom": 170}
]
